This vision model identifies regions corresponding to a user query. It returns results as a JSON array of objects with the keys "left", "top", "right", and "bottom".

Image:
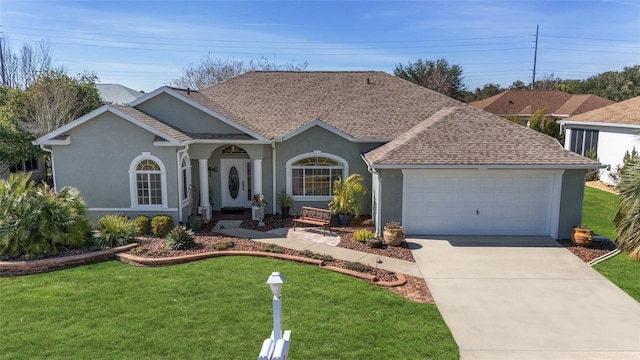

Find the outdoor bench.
[{"left": 292, "top": 206, "right": 332, "bottom": 236}]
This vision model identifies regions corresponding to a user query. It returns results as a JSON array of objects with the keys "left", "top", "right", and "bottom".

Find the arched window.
[
  {"left": 179, "top": 153, "right": 191, "bottom": 205},
  {"left": 129, "top": 153, "right": 168, "bottom": 209},
  {"left": 286, "top": 152, "right": 348, "bottom": 200}
]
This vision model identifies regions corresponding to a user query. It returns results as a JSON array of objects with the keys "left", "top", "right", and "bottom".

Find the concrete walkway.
[
  {"left": 410, "top": 236, "right": 640, "bottom": 360},
  {"left": 212, "top": 220, "right": 422, "bottom": 278}
]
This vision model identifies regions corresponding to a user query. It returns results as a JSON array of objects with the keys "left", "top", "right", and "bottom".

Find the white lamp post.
[
  {"left": 258, "top": 272, "right": 291, "bottom": 360},
  {"left": 267, "top": 272, "right": 284, "bottom": 341}
]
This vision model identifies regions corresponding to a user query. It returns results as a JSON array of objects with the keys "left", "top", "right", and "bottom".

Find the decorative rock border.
[
  {"left": 1, "top": 245, "right": 407, "bottom": 288},
  {"left": 116, "top": 251, "right": 407, "bottom": 287},
  {"left": 0, "top": 244, "right": 138, "bottom": 277}
]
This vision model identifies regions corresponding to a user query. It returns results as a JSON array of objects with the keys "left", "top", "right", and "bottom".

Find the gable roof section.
[
  {"left": 560, "top": 96, "right": 640, "bottom": 126},
  {"left": 470, "top": 90, "right": 613, "bottom": 116},
  {"left": 364, "top": 105, "right": 598, "bottom": 168},
  {"left": 200, "top": 71, "right": 462, "bottom": 140},
  {"left": 129, "top": 86, "right": 266, "bottom": 140},
  {"left": 35, "top": 105, "right": 191, "bottom": 146}
]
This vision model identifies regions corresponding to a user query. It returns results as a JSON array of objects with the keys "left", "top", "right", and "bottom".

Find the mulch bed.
[
  {"left": 131, "top": 234, "right": 399, "bottom": 283},
  {"left": 241, "top": 215, "right": 415, "bottom": 262},
  {"left": 557, "top": 239, "right": 619, "bottom": 263}
]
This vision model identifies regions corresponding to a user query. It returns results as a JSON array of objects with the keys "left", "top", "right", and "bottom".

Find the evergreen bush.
[{"left": 151, "top": 215, "right": 174, "bottom": 237}]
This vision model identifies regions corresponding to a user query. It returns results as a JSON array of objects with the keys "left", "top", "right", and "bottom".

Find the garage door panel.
[{"left": 404, "top": 170, "right": 554, "bottom": 236}]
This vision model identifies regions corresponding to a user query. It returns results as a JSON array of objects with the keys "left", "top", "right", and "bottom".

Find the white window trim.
[
  {"left": 129, "top": 152, "right": 168, "bottom": 210},
  {"left": 179, "top": 152, "right": 191, "bottom": 208},
  {"left": 285, "top": 151, "right": 348, "bottom": 201}
]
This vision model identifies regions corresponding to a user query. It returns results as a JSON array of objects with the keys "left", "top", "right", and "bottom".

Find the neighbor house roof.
[
  {"left": 561, "top": 96, "right": 640, "bottom": 125},
  {"left": 364, "top": 105, "right": 597, "bottom": 167},
  {"left": 470, "top": 90, "right": 614, "bottom": 117},
  {"left": 96, "top": 84, "right": 144, "bottom": 104}
]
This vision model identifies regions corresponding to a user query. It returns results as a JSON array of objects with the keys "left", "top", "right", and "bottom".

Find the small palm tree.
[
  {"left": 613, "top": 162, "right": 640, "bottom": 261},
  {"left": 328, "top": 173, "right": 368, "bottom": 217}
]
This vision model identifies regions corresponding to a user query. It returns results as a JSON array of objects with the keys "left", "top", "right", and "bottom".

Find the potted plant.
[
  {"left": 383, "top": 220, "right": 404, "bottom": 246},
  {"left": 328, "top": 173, "right": 368, "bottom": 226},
  {"left": 277, "top": 189, "right": 294, "bottom": 218},
  {"left": 572, "top": 224, "right": 593, "bottom": 247},
  {"left": 187, "top": 185, "right": 203, "bottom": 231}
]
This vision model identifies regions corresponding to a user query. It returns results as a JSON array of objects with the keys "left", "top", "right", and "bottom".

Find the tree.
[
  {"left": 17, "top": 70, "right": 102, "bottom": 136},
  {"left": 1, "top": 39, "right": 55, "bottom": 89},
  {"left": 462, "top": 83, "right": 504, "bottom": 102},
  {"left": 575, "top": 66, "right": 640, "bottom": 101},
  {"left": 613, "top": 162, "right": 640, "bottom": 261},
  {"left": 523, "top": 108, "right": 564, "bottom": 143},
  {"left": 393, "top": 58, "right": 466, "bottom": 100},
  {"left": 172, "top": 56, "right": 308, "bottom": 90}
]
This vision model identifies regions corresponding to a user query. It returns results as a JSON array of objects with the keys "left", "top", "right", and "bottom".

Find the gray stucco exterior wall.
[
  {"left": 51, "top": 112, "right": 180, "bottom": 222},
  {"left": 558, "top": 169, "right": 587, "bottom": 239},
  {"left": 376, "top": 168, "right": 404, "bottom": 231},
  {"left": 136, "top": 93, "right": 241, "bottom": 134},
  {"left": 274, "top": 126, "right": 381, "bottom": 215}
]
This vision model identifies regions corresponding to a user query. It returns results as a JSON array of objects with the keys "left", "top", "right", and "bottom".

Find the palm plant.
[
  {"left": 613, "top": 162, "right": 640, "bottom": 261},
  {"left": 328, "top": 173, "right": 368, "bottom": 217},
  {"left": 0, "top": 173, "right": 91, "bottom": 260}
]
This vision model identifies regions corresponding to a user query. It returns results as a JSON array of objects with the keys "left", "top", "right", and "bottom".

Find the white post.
[
  {"left": 253, "top": 158, "right": 263, "bottom": 195},
  {"left": 198, "top": 159, "right": 211, "bottom": 220},
  {"left": 273, "top": 294, "right": 282, "bottom": 341}
]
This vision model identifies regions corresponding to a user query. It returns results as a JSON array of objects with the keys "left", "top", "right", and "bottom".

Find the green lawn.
[
  {"left": 0, "top": 257, "right": 457, "bottom": 359},
  {"left": 583, "top": 186, "right": 640, "bottom": 301}
]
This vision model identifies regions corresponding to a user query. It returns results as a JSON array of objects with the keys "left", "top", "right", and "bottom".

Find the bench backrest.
[{"left": 300, "top": 206, "right": 331, "bottom": 221}]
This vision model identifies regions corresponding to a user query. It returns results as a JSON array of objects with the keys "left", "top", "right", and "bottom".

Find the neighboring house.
[
  {"left": 471, "top": 90, "right": 614, "bottom": 126},
  {"left": 96, "top": 84, "right": 144, "bottom": 105},
  {"left": 559, "top": 96, "right": 640, "bottom": 185},
  {"left": 0, "top": 121, "right": 47, "bottom": 182},
  {"left": 35, "top": 71, "right": 599, "bottom": 239},
  {"left": 0, "top": 157, "right": 46, "bottom": 181}
]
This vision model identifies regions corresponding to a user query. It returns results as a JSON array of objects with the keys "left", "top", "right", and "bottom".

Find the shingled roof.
[
  {"left": 200, "top": 71, "right": 461, "bottom": 140},
  {"left": 563, "top": 96, "right": 640, "bottom": 125},
  {"left": 364, "top": 105, "right": 597, "bottom": 167},
  {"left": 470, "top": 90, "right": 613, "bottom": 116}
]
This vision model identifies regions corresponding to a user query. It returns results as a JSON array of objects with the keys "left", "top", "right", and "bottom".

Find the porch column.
[
  {"left": 253, "top": 159, "right": 263, "bottom": 195},
  {"left": 198, "top": 159, "right": 211, "bottom": 220}
]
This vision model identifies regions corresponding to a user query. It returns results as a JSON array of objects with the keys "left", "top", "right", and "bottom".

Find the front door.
[{"left": 221, "top": 159, "right": 250, "bottom": 208}]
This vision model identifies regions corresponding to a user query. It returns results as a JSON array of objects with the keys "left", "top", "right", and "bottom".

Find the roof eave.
[
  {"left": 559, "top": 120, "right": 640, "bottom": 129},
  {"left": 367, "top": 163, "right": 604, "bottom": 170}
]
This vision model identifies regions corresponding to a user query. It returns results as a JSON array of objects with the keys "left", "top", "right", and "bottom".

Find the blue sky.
[{"left": 1, "top": 0, "right": 638, "bottom": 92}]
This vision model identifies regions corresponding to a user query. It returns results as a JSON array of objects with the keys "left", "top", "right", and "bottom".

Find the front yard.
[
  {"left": 0, "top": 257, "right": 457, "bottom": 359},
  {"left": 583, "top": 186, "right": 640, "bottom": 301}
]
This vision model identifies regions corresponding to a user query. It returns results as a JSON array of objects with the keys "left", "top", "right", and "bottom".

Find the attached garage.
[{"left": 402, "top": 169, "right": 563, "bottom": 237}]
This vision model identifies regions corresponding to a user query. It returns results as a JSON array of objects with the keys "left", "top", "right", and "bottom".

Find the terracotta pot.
[
  {"left": 383, "top": 226, "right": 404, "bottom": 246},
  {"left": 572, "top": 228, "right": 593, "bottom": 247}
]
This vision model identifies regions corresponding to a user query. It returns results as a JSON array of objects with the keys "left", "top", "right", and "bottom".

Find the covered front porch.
[{"left": 184, "top": 143, "right": 271, "bottom": 222}]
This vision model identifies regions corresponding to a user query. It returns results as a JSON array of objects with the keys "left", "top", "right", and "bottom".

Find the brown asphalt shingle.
[
  {"left": 365, "top": 106, "right": 597, "bottom": 166},
  {"left": 200, "top": 71, "right": 462, "bottom": 139},
  {"left": 113, "top": 105, "right": 193, "bottom": 142},
  {"left": 470, "top": 90, "right": 613, "bottom": 116},
  {"left": 565, "top": 96, "right": 640, "bottom": 125}
]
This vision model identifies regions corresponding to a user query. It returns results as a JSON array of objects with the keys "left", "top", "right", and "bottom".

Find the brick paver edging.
[
  {"left": 0, "top": 244, "right": 138, "bottom": 277},
  {"left": 116, "top": 251, "right": 407, "bottom": 287}
]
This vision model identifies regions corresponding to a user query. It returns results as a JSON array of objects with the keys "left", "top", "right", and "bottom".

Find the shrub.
[
  {"left": 260, "top": 243, "right": 284, "bottom": 253},
  {"left": 344, "top": 261, "right": 372, "bottom": 273},
  {"left": 0, "top": 173, "right": 92, "bottom": 260},
  {"left": 585, "top": 149, "right": 600, "bottom": 181},
  {"left": 134, "top": 215, "right": 151, "bottom": 236},
  {"left": 353, "top": 229, "right": 375, "bottom": 242},
  {"left": 96, "top": 215, "right": 136, "bottom": 247},
  {"left": 300, "top": 250, "right": 334, "bottom": 261},
  {"left": 213, "top": 241, "right": 235, "bottom": 251},
  {"left": 151, "top": 215, "right": 174, "bottom": 237},
  {"left": 165, "top": 226, "right": 195, "bottom": 250}
]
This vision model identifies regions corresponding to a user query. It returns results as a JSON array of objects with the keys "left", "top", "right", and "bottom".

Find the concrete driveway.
[{"left": 410, "top": 236, "right": 640, "bottom": 360}]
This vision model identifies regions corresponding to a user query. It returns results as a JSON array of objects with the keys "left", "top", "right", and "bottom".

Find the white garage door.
[{"left": 403, "top": 169, "right": 561, "bottom": 236}]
